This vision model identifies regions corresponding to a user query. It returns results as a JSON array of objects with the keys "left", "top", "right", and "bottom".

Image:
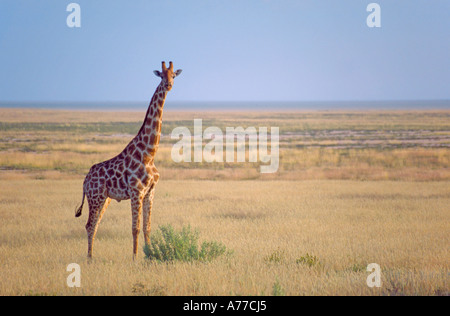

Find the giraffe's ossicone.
[{"left": 75, "top": 61, "right": 182, "bottom": 259}]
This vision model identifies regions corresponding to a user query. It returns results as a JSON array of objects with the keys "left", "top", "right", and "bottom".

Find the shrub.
[
  {"left": 143, "top": 224, "right": 227, "bottom": 262},
  {"left": 347, "top": 263, "right": 366, "bottom": 273},
  {"left": 272, "top": 279, "right": 285, "bottom": 296},
  {"left": 264, "top": 249, "right": 286, "bottom": 264},
  {"left": 296, "top": 253, "right": 321, "bottom": 268}
]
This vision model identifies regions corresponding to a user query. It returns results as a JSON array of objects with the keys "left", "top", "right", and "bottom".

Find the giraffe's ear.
[
  {"left": 153, "top": 70, "right": 162, "bottom": 78},
  {"left": 174, "top": 69, "right": 182, "bottom": 77}
]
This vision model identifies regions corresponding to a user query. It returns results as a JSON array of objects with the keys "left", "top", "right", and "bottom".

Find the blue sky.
[{"left": 0, "top": 0, "right": 449, "bottom": 103}]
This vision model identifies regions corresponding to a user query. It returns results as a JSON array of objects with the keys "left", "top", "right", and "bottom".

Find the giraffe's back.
[
  {"left": 84, "top": 155, "right": 129, "bottom": 203},
  {"left": 84, "top": 152, "right": 160, "bottom": 204}
]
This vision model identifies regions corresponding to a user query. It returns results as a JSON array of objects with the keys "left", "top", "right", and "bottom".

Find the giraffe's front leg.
[
  {"left": 143, "top": 184, "right": 156, "bottom": 247},
  {"left": 131, "top": 194, "right": 143, "bottom": 260}
]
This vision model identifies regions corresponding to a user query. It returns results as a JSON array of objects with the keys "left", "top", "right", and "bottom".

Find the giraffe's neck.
[{"left": 135, "top": 82, "right": 168, "bottom": 158}]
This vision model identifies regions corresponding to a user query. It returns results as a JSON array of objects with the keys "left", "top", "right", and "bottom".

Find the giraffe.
[{"left": 75, "top": 61, "right": 182, "bottom": 259}]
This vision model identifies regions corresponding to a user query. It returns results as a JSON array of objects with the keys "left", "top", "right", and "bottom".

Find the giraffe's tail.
[{"left": 75, "top": 191, "right": 85, "bottom": 218}]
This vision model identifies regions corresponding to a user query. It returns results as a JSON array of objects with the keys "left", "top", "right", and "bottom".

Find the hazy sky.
[{"left": 0, "top": 0, "right": 449, "bottom": 103}]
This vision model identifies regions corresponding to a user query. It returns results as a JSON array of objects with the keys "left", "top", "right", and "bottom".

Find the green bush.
[
  {"left": 264, "top": 249, "right": 286, "bottom": 264},
  {"left": 296, "top": 253, "right": 321, "bottom": 268},
  {"left": 143, "top": 225, "right": 227, "bottom": 262},
  {"left": 272, "top": 279, "right": 285, "bottom": 296}
]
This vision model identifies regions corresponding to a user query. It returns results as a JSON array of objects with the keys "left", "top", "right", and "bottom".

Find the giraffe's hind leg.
[{"left": 86, "top": 197, "right": 111, "bottom": 259}]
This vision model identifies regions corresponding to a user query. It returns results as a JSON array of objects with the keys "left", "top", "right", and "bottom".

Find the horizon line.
[{"left": 0, "top": 99, "right": 449, "bottom": 104}]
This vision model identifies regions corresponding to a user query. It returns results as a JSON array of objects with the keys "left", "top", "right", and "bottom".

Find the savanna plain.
[{"left": 0, "top": 108, "right": 448, "bottom": 295}]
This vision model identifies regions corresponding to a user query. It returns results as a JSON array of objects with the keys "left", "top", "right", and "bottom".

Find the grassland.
[
  {"left": 0, "top": 108, "right": 448, "bottom": 296},
  {"left": 0, "top": 179, "right": 448, "bottom": 295},
  {"left": 0, "top": 108, "right": 449, "bottom": 181}
]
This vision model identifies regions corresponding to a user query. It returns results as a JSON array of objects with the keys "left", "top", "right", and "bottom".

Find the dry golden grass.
[
  {"left": 0, "top": 179, "right": 448, "bottom": 296},
  {"left": 1, "top": 109, "right": 449, "bottom": 181},
  {"left": 0, "top": 109, "right": 448, "bottom": 296}
]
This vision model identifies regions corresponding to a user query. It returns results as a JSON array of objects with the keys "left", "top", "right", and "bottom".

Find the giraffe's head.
[{"left": 153, "top": 61, "right": 182, "bottom": 91}]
